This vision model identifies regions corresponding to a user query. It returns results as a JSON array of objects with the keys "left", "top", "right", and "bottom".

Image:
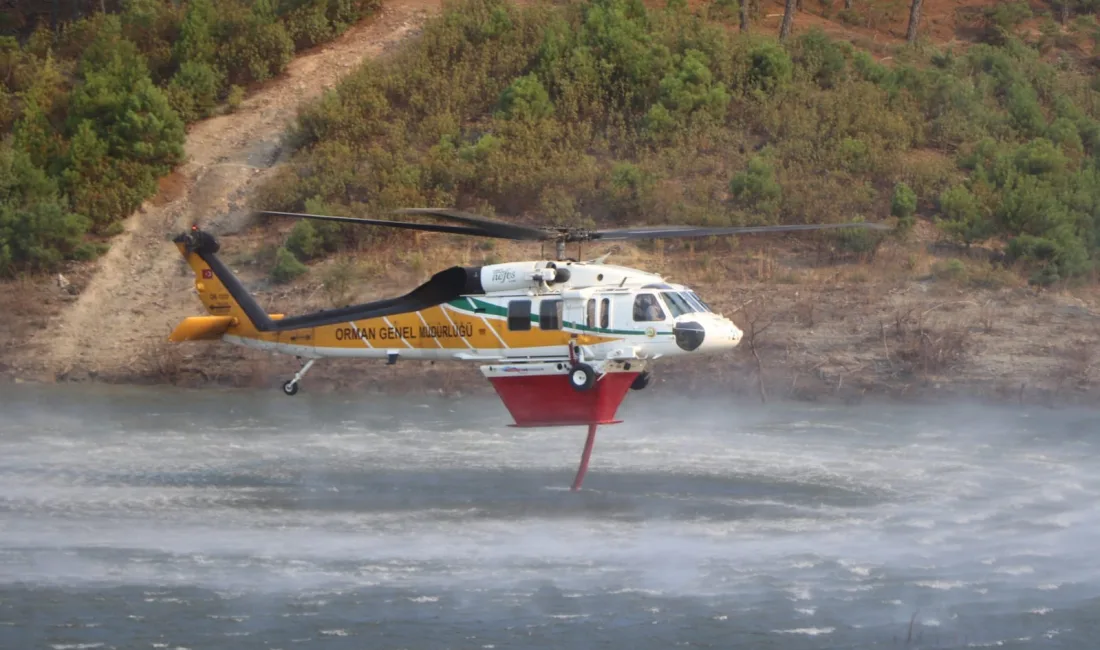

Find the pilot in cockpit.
[{"left": 633, "top": 294, "right": 665, "bottom": 322}]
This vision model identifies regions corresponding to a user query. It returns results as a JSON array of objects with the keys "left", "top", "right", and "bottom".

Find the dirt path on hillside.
[{"left": 26, "top": 0, "right": 442, "bottom": 381}]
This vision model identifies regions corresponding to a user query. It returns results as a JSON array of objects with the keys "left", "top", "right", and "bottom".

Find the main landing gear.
[
  {"left": 282, "top": 358, "right": 315, "bottom": 396},
  {"left": 567, "top": 340, "right": 597, "bottom": 392},
  {"left": 568, "top": 363, "right": 596, "bottom": 391}
]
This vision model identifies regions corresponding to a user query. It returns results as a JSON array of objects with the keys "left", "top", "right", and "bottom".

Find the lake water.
[{"left": 1, "top": 383, "right": 1098, "bottom": 649}]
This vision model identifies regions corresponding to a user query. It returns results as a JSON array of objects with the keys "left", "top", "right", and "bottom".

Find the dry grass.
[
  {"left": 145, "top": 338, "right": 185, "bottom": 381},
  {"left": 1051, "top": 341, "right": 1095, "bottom": 390},
  {"left": 892, "top": 312, "right": 972, "bottom": 376},
  {"left": 0, "top": 265, "right": 93, "bottom": 375}
]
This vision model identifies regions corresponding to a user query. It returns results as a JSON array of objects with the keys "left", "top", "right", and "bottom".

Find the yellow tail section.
[
  {"left": 169, "top": 316, "right": 236, "bottom": 342},
  {"left": 171, "top": 238, "right": 286, "bottom": 342},
  {"left": 177, "top": 241, "right": 248, "bottom": 320}
]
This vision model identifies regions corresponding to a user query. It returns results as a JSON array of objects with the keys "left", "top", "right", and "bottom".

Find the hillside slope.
[
  {"left": 6, "top": 0, "right": 440, "bottom": 381},
  {"left": 4, "top": 0, "right": 1100, "bottom": 409}
]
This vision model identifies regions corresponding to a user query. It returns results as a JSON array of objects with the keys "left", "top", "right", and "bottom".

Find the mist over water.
[{"left": 1, "top": 383, "right": 1098, "bottom": 649}]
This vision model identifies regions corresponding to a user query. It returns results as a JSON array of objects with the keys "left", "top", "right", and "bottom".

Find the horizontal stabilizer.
[
  {"left": 169, "top": 316, "right": 236, "bottom": 342},
  {"left": 453, "top": 352, "right": 506, "bottom": 361}
]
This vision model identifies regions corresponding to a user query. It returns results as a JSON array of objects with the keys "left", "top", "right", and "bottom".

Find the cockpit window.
[
  {"left": 659, "top": 291, "right": 693, "bottom": 318},
  {"left": 633, "top": 293, "right": 665, "bottom": 322},
  {"left": 684, "top": 291, "right": 712, "bottom": 313},
  {"left": 659, "top": 291, "right": 712, "bottom": 316}
]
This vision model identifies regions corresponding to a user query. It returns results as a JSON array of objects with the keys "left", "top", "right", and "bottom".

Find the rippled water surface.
[{"left": 1, "top": 383, "right": 1098, "bottom": 649}]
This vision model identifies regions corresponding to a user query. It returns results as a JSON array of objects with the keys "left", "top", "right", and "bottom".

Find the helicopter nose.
[{"left": 674, "top": 318, "right": 742, "bottom": 353}]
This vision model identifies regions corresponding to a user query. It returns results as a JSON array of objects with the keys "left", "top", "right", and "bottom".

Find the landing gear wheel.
[
  {"left": 630, "top": 370, "right": 651, "bottom": 391},
  {"left": 569, "top": 363, "right": 596, "bottom": 392},
  {"left": 281, "top": 358, "right": 315, "bottom": 397}
]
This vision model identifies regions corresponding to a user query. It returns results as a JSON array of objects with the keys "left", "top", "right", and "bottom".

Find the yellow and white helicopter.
[{"left": 170, "top": 208, "right": 888, "bottom": 488}]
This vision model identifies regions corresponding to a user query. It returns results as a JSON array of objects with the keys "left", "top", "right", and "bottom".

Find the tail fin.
[{"left": 173, "top": 227, "right": 276, "bottom": 332}]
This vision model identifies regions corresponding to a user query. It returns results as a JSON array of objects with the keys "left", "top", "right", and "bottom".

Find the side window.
[
  {"left": 632, "top": 293, "right": 665, "bottom": 322},
  {"left": 600, "top": 297, "right": 610, "bottom": 329},
  {"left": 586, "top": 299, "right": 596, "bottom": 328},
  {"left": 508, "top": 300, "right": 531, "bottom": 331},
  {"left": 539, "top": 299, "right": 563, "bottom": 330}
]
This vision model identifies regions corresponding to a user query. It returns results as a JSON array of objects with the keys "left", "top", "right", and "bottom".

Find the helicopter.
[{"left": 170, "top": 208, "right": 889, "bottom": 489}]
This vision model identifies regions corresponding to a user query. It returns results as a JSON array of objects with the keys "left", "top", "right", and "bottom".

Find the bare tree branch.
[{"left": 741, "top": 305, "right": 777, "bottom": 403}]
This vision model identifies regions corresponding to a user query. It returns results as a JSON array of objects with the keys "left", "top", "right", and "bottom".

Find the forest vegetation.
[
  {"left": 251, "top": 0, "right": 1100, "bottom": 292},
  {"left": 0, "top": 0, "right": 381, "bottom": 276},
  {"left": 5, "top": 0, "right": 1100, "bottom": 294}
]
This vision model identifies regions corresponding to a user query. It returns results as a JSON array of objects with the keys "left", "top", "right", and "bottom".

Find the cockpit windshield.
[
  {"left": 655, "top": 292, "right": 708, "bottom": 318},
  {"left": 659, "top": 291, "right": 693, "bottom": 317},
  {"left": 658, "top": 291, "right": 712, "bottom": 317},
  {"left": 685, "top": 291, "right": 712, "bottom": 313}
]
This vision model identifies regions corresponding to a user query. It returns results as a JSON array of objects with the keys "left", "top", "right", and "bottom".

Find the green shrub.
[
  {"left": 851, "top": 50, "right": 887, "bottom": 84},
  {"left": 891, "top": 182, "right": 918, "bottom": 218},
  {"left": 0, "top": 80, "right": 14, "bottom": 133},
  {"left": 932, "top": 258, "right": 967, "bottom": 282},
  {"left": 166, "top": 60, "right": 223, "bottom": 122},
  {"left": 838, "top": 137, "right": 871, "bottom": 174},
  {"left": 831, "top": 218, "right": 886, "bottom": 257},
  {"left": 285, "top": 0, "right": 336, "bottom": 50},
  {"left": 215, "top": 1, "right": 295, "bottom": 86},
  {"left": 322, "top": 255, "right": 356, "bottom": 306},
  {"left": 1008, "top": 229, "right": 1090, "bottom": 279},
  {"left": 938, "top": 184, "right": 993, "bottom": 247},
  {"left": 227, "top": 84, "right": 245, "bottom": 112},
  {"left": 286, "top": 220, "right": 321, "bottom": 260},
  {"left": 119, "top": 0, "right": 182, "bottom": 82},
  {"left": 0, "top": 141, "right": 90, "bottom": 275},
  {"left": 983, "top": 2, "right": 1033, "bottom": 44},
  {"left": 656, "top": 49, "right": 730, "bottom": 118},
  {"left": 271, "top": 246, "right": 308, "bottom": 283},
  {"left": 497, "top": 74, "right": 554, "bottom": 121},
  {"left": 62, "top": 122, "right": 150, "bottom": 232},
  {"left": 791, "top": 27, "right": 847, "bottom": 89},
  {"left": 607, "top": 161, "right": 656, "bottom": 220},
  {"left": 67, "top": 31, "right": 185, "bottom": 175},
  {"left": 747, "top": 41, "right": 793, "bottom": 92},
  {"left": 837, "top": 8, "right": 863, "bottom": 27},
  {"left": 174, "top": 0, "right": 218, "bottom": 65},
  {"left": 729, "top": 155, "right": 781, "bottom": 217}
]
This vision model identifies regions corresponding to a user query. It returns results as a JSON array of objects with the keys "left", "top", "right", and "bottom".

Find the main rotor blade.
[
  {"left": 588, "top": 222, "right": 892, "bottom": 241},
  {"left": 394, "top": 208, "right": 556, "bottom": 241},
  {"left": 257, "top": 211, "right": 501, "bottom": 238}
]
